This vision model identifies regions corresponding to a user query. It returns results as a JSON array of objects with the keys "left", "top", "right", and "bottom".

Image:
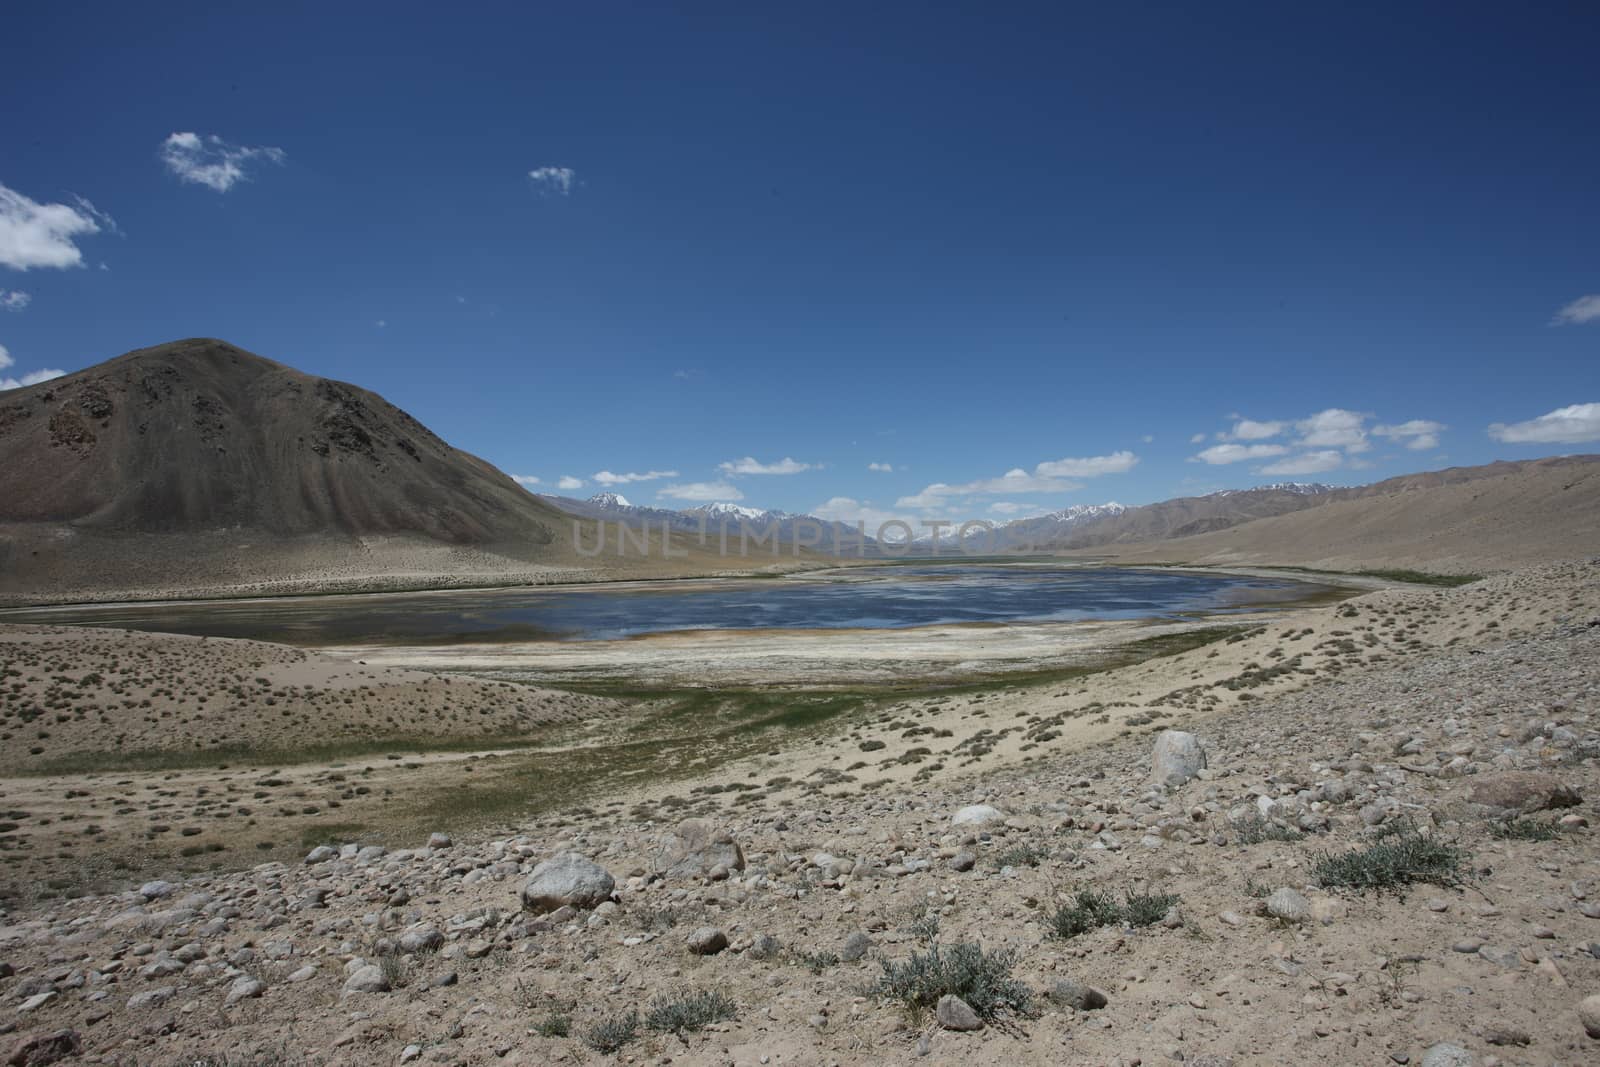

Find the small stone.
[
  {"left": 948, "top": 850, "right": 977, "bottom": 872},
  {"left": 1579, "top": 992, "right": 1600, "bottom": 1038},
  {"left": 1047, "top": 979, "right": 1108, "bottom": 1011},
  {"left": 951, "top": 805, "right": 1005, "bottom": 827},
  {"left": 4, "top": 1029, "right": 82, "bottom": 1066},
  {"left": 138, "top": 880, "right": 177, "bottom": 900},
  {"left": 224, "top": 977, "right": 265, "bottom": 1006},
  {"left": 342, "top": 965, "right": 389, "bottom": 995},
  {"left": 1266, "top": 888, "right": 1311, "bottom": 923},
  {"left": 936, "top": 994, "right": 982, "bottom": 1031},
  {"left": 427, "top": 833, "right": 452, "bottom": 850},
  {"left": 398, "top": 923, "right": 444, "bottom": 955},
  {"left": 839, "top": 932, "right": 873, "bottom": 963},
  {"left": 687, "top": 927, "right": 729, "bottom": 955},
  {"left": 1418, "top": 1043, "right": 1474, "bottom": 1067}
]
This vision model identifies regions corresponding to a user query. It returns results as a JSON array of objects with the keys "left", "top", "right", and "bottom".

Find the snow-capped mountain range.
[
  {"left": 543, "top": 493, "right": 876, "bottom": 550},
  {"left": 545, "top": 481, "right": 1344, "bottom": 556}
]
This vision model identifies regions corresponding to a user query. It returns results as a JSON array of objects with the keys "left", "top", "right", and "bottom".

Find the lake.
[{"left": 2, "top": 564, "right": 1328, "bottom": 646}]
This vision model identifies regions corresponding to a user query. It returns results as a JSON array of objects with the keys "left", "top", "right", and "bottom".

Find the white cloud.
[
  {"left": 1189, "top": 432, "right": 1207, "bottom": 444},
  {"left": 160, "top": 132, "right": 285, "bottom": 192},
  {"left": 989, "top": 501, "right": 1043, "bottom": 517},
  {"left": 1296, "top": 408, "right": 1369, "bottom": 451},
  {"left": 374, "top": 319, "right": 387, "bottom": 328},
  {"left": 510, "top": 474, "right": 542, "bottom": 486},
  {"left": 1258, "top": 449, "right": 1345, "bottom": 475},
  {"left": 0, "top": 290, "right": 29, "bottom": 311},
  {"left": 658, "top": 480, "right": 744, "bottom": 502},
  {"left": 867, "top": 462, "right": 894, "bottom": 472},
  {"left": 1034, "top": 450, "right": 1139, "bottom": 478},
  {"left": 557, "top": 475, "right": 586, "bottom": 490},
  {"left": 0, "top": 184, "right": 110, "bottom": 270},
  {"left": 529, "top": 166, "right": 576, "bottom": 196},
  {"left": 1552, "top": 294, "right": 1600, "bottom": 326},
  {"left": 1227, "top": 418, "right": 1286, "bottom": 441},
  {"left": 1488, "top": 402, "right": 1600, "bottom": 444},
  {"left": 1192, "top": 442, "right": 1289, "bottom": 465},
  {"left": 1140, "top": 434, "right": 1154, "bottom": 444},
  {"left": 0, "top": 344, "right": 9, "bottom": 369},
  {"left": 896, "top": 450, "right": 1136, "bottom": 510},
  {"left": 811, "top": 496, "right": 924, "bottom": 531},
  {"left": 718, "top": 456, "right": 813, "bottom": 476},
  {"left": 1373, "top": 419, "right": 1446, "bottom": 451},
  {"left": 0, "top": 367, "right": 65, "bottom": 391},
  {"left": 593, "top": 469, "right": 678, "bottom": 485}
]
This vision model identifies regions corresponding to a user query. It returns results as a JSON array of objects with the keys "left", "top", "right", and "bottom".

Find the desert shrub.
[
  {"left": 992, "top": 842, "right": 1047, "bottom": 868},
  {"left": 1230, "top": 812, "right": 1304, "bottom": 844},
  {"left": 871, "top": 942, "right": 1033, "bottom": 1022},
  {"left": 1487, "top": 816, "right": 1562, "bottom": 842},
  {"left": 583, "top": 1012, "right": 639, "bottom": 1054},
  {"left": 534, "top": 1013, "right": 571, "bottom": 1037},
  {"left": 1311, "top": 823, "right": 1466, "bottom": 890},
  {"left": 1049, "top": 886, "right": 1178, "bottom": 940},
  {"left": 793, "top": 949, "right": 840, "bottom": 974},
  {"left": 643, "top": 989, "right": 737, "bottom": 1034}
]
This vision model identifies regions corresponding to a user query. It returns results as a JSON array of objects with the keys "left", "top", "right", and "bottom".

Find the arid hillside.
[
  {"left": 0, "top": 339, "right": 763, "bottom": 603},
  {"left": 1093, "top": 454, "right": 1600, "bottom": 572}
]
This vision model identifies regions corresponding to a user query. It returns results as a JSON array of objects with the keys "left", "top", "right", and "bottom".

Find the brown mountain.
[
  {"left": 0, "top": 338, "right": 563, "bottom": 541},
  {"left": 0, "top": 339, "right": 625, "bottom": 603},
  {"left": 1091, "top": 454, "right": 1600, "bottom": 572}
]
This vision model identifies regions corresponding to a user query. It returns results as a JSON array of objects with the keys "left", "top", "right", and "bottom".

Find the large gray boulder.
[
  {"left": 1463, "top": 772, "right": 1581, "bottom": 814},
  {"left": 951, "top": 804, "right": 1005, "bottom": 827},
  {"left": 1150, "top": 730, "right": 1207, "bottom": 787},
  {"left": 520, "top": 852, "right": 615, "bottom": 914},
  {"left": 652, "top": 819, "right": 745, "bottom": 879}
]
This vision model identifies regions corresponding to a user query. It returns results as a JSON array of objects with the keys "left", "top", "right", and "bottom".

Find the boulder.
[
  {"left": 1464, "top": 773, "right": 1581, "bottom": 814},
  {"left": 951, "top": 805, "right": 1005, "bottom": 827},
  {"left": 1151, "top": 730, "right": 1206, "bottom": 787},
  {"left": 687, "top": 926, "right": 729, "bottom": 955},
  {"left": 936, "top": 994, "right": 983, "bottom": 1031},
  {"left": 5, "top": 1030, "right": 82, "bottom": 1067},
  {"left": 1047, "top": 979, "right": 1108, "bottom": 1011},
  {"left": 1579, "top": 992, "right": 1600, "bottom": 1038},
  {"left": 652, "top": 819, "right": 745, "bottom": 879},
  {"left": 520, "top": 852, "right": 615, "bottom": 914},
  {"left": 1418, "top": 1044, "right": 1475, "bottom": 1067},
  {"left": 1265, "top": 888, "right": 1311, "bottom": 924},
  {"left": 342, "top": 964, "right": 389, "bottom": 995}
]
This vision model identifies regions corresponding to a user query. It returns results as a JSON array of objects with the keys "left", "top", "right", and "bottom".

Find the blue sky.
[{"left": 2, "top": 1, "right": 1597, "bottom": 528}]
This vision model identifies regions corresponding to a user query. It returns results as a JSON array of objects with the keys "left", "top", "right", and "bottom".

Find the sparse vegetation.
[
  {"left": 871, "top": 942, "right": 1033, "bottom": 1022},
  {"left": 1488, "top": 815, "right": 1563, "bottom": 841},
  {"left": 1311, "top": 822, "right": 1466, "bottom": 890},
  {"left": 643, "top": 989, "right": 738, "bottom": 1034},
  {"left": 1049, "top": 886, "right": 1179, "bottom": 939},
  {"left": 583, "top": 1011, "right": 640, "bottom": 1054},
  {"left": 1230, "top": 812, "right": 1305, "bottom": 844}
]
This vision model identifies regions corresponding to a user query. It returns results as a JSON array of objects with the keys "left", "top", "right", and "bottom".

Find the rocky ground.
[{"left": 1, "top": 564, "right": 1599, "bottom": 1065}]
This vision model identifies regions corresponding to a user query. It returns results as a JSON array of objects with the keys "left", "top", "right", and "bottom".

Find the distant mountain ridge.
[{"left": 544, "top": 493, "right": 874, "bottom": 551}]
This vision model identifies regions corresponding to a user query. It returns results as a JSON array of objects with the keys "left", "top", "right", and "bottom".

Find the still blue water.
[{"left": 2, "top": 565, "right": 1324, "bottom": 645}]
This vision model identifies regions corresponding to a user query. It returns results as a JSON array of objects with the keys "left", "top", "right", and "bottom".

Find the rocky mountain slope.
[
  {"left": 0, "top": 340, "right": 741, "bottom": 604},
  {"left": 1100, "top": 454, "right": 1600, "bottom": 572}
]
